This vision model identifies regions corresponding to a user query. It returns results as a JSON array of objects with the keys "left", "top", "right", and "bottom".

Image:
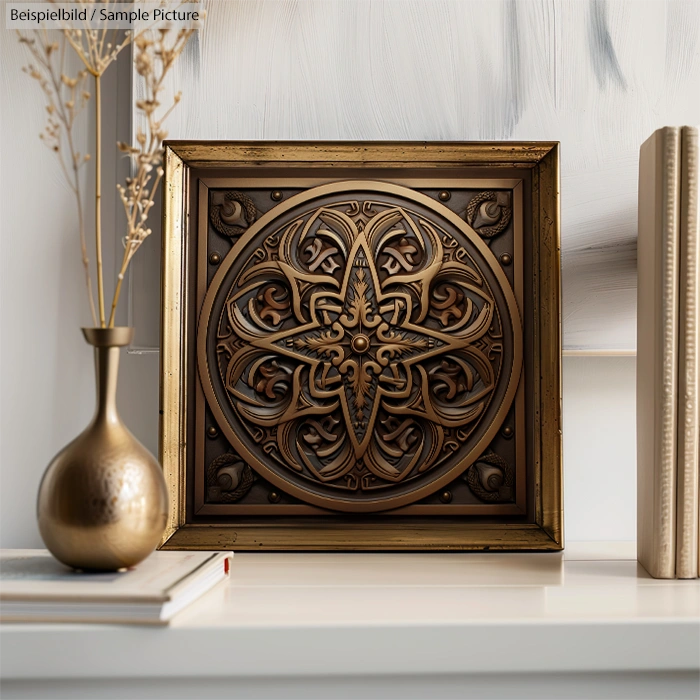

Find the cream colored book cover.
[
  {"left": 0, "top": 550, "right": 232, "bottom": 624},
  {"left": 676, "top": 126, "right": 700, "bottom": 579},
  {"left": 637, "top": 127, "right": 681, "bottom": 579}
]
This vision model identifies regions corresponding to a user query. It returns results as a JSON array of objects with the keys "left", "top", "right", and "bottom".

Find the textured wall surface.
[
  {"left": 129, "top": 0, "right": 700, "bottom": 352},
  {"left": 0, "top": 0, "right": 684, "bottom": 547},
  {"left": 562, "top": 356, "right": 637, "bottom": 541}
]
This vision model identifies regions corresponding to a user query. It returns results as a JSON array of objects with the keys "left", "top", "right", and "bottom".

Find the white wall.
[
  {"left": 130, "top": 0, "right": 700, "bottom": 352},
  {"left": 1, "top": 2, "right": 640, "bottom": 548},
  {"left": 562, "top": 357, "right": 637, "bottom": 541}
]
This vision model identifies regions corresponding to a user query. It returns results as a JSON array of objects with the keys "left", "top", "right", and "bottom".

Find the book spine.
[
  {"left": 637, "top": 127, "right": 680, "bottom": 579},
  {"left": 676, "top": 126, "right": 700, "bottom": 579}
]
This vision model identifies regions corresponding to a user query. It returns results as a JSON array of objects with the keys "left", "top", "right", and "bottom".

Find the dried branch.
[
  {"left": 48, "top": 0, "right": 135, "bottom": 326},
  {"left": 18, "top": 1, "right": 199, "bottom": 329},
  {"left": 109, "top": 26, "right": 195, "bottom": 327},
  {"left": 52, "top": 1, "right": 133, "bottom": 78},
  {"left": 18, "top": 30, "right": 97, "bottom": 326}
]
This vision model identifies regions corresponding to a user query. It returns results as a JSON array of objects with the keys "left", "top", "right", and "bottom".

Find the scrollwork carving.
[
  {"left": 210, "top": 191, "right": 258, "bottom": 238},
  {"left": 465, "top": 191, "right": 512, "bottom": 239},
  {"left": 202, "top": 184, "right": 522, "bottom": 511},
  {"left": 207, "top": 453, "right": 255, "bottom": 503},
  {"left": 465, "top": 452, "right": 514, "bottom": 502}
]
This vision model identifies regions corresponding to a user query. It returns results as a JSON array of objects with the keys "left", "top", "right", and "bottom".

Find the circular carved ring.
[{"left": 198, "top": 181, "right": 522, "bottom": 512}]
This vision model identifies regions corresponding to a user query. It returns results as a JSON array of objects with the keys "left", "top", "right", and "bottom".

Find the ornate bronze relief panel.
[
  {"left": 161, "top": 143, "right": 562, "bottom": 550},
  {"left": 200, "top": 181, "right": 523, "bottom": 513}
]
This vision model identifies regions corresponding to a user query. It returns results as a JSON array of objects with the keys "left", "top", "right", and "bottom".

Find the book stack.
[
  {"left": 637, "top": 126, "right": 699, "bottom": 579},
  {"left": 0, "top": 550, "right": 232, "bottom": 624}
]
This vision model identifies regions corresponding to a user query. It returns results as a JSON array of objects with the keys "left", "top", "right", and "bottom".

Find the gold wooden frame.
[{"left": 159, "top": 142, "right": 562, "bottom": 551}]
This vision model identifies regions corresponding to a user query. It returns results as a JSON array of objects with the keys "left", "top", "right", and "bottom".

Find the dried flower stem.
[
  {"left": 18, "top": 29, "right": 97, "bottom": 326},
  {"left": 108, "top": 25, "right": 194, "bottom": 327},
  {"left": 94, "top": 72, "right": 105, "bottom": 326},
  {"left": 19, "top": 2, "right": 199, "bottom": 329}
]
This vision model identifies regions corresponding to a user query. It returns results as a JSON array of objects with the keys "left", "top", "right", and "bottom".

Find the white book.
[
  {"left": 637, "top": 127, "right": 681, "bottom": 579},
  {"left": 0, "top": 549, "right": 232, "bottom": 625},
  {"left": 676, "top": 126, "right": 700, "bottom": 579}
]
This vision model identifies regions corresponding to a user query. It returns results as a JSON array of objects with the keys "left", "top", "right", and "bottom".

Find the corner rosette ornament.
[
  {"left": 210, "top": 191, "right": 258, "bottom": 238},
  {"left": 465, "top": 452, "right": 514, "bottom": 502},
  {"left": 465, "top": 191, "right": 512, "bottom": 239},
  {"left": 200, "top": 183, "right": 522, "bottom": 511},
  {"left": 207, "top": 453, "right": 255, "bottom": 503}
]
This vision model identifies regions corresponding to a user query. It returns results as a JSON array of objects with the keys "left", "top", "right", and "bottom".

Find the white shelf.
[{"left": 1, "top": 542, "right": 699, "bottom": 699}]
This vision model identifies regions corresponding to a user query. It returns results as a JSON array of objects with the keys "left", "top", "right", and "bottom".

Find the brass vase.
[{"left": 37, "top": 328, "right": 168, "bottom": 571}]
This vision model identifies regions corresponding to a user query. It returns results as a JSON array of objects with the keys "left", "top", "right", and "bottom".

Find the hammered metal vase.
[{"left": 37, "top": 327, "right": 168, "bottom": 571}]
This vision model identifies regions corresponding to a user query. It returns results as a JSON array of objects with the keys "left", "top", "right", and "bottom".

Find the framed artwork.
[{"left": 159, "top": 141, "right": 562, "bottom": 550}]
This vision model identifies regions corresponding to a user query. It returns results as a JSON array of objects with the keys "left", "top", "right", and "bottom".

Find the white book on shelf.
[
  {"left": 637, "top": 126, "right": 681, "bottom": 579},
  {"left": 0, "top": 549, "right": 232, "bottom": 625},
  {"left": 676, "top": 126, "right": 700, "bottom": 579}
]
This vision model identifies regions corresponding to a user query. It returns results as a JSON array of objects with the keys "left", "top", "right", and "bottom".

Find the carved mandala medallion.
[{"left": 199, "top": 181, "right": 522, "bottom": 512}]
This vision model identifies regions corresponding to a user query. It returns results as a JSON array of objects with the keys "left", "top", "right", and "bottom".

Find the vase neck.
[{"left": 93, "top": 345, "right": 122, "bottom": 424}]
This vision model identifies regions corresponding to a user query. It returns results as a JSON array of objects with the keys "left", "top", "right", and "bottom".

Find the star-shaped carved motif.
[
  {"left": 215, "top": 200, "right": 503, "bottom": 496},
  {"left": 248, "top": 232, "right": 477, "bottom": 457}
]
